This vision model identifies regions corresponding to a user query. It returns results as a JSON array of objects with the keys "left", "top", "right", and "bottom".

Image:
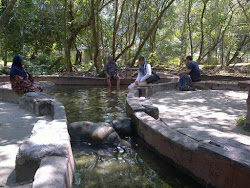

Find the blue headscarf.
[
  {"left": 138, "top": 56, "right": 147, "bottom": 76},
  {"left": 10, "top": 55, "right": 27, "bottom": 80}
]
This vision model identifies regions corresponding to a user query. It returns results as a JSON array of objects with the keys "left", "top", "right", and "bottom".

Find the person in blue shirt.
[{"left": 177, "top": 56, "right": 201, "bottom": 89}]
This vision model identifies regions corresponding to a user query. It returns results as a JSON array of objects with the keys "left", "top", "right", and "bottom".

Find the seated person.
[
  {"left": 104, "top": 55, "right": 120, "bottom": 88},
  {"left": 177, "top": 55, "right": 201, "bottom": 90},
  {"left": 10, "top": 55, "right": 42, "bottom": 94},
  {"left": 128, "top": 56, "right": 152, "bottom": 92}
]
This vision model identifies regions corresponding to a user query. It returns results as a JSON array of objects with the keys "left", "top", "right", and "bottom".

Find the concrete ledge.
[
  {"left": 0, "top": 83, "right": 21, "bottom": 103},
  {"left": 193, "top": 81, "right": 248, "bottom": 91},
  {"left": 126, "top": 81, "right": 250, "bottom": 187},
  {"left": 201, "top": 74, "right": 250, "bottom": 81},
  {"left": 15, "top": 93, "right": 74, "bottom": 187},
  {"left": 0, "top": 82, "right": 56, "bottom": 104},
  {"left": 0, "top": 84, "right": 74, "bottom": 187},
  {"left": 0, "top": 75, "right": 177, "bottom": 85}
]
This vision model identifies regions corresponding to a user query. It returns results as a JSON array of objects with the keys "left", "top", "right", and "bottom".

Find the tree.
[
  {"left": 0, "top": 0, "right": 17, "bottom": 31},
  {"left": 130, "top": 0, "right": 175, "bottom": 67}
]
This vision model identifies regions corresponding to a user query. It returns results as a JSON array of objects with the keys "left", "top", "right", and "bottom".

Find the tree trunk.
[
  {"left": 226, "top": 33, "right": 249, "bottom": 66},
  {"left": 115, "top": 0, "right": 141, "bottom": 61},
  {"left": 199, "top": 2, "right": 236, "bottom": 63},
  {"left": 197, "top": 0, "right": 208, "bottom": 63},
  {"left": 0, "top": 0, "right": 17, "bottom": 31},
  {"left": 187, "top": 0, "right": 193, "bottom": 56},
  {"left": 66, "top": 40, "right": 73, "bottom": 72},
  {"left": 48, "top": 56, "right": 63, "bottom": 69},
  {"left": 130, "top": 0, "right": 175, "bottom": 67},
  {"left": 180, "top": 0, "right": 188, "bottom": 65},
  {"left": 112, "top": 0, "right": 118, "bottom": 58},
  {"left": 112, "top": 0, "right": 126, "bottom": 59},
  {"left": 237, "top": 0, "right": 250, "bottom": 22},
  {"left": 220, "top": 39, "right": 224, "bottom": 67},
  {"left": 4, "top": 22, "right": 8, "bottom": 66},
  {"left": 64, "top": 0, "right": 91, "bottom": 72},
  {"left": 91, "top": 0, "right": 100, "bottom": 73}
]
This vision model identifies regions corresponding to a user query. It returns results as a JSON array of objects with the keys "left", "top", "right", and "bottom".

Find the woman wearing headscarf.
[
  {"left": 10, "top": 55, "right": 42, "bottom": 94},
  {"left": 128, "top": 56, "right": 152, "bottom": 92}
]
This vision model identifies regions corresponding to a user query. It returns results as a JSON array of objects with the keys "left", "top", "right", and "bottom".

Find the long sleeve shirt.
[{"left": 135, "top": 63, "right": 152, "bottom": 82}]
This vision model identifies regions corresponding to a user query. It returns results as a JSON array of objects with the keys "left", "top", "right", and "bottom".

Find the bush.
[
  {"left": 236, "top": 115, "right": 246, "bottom": 126},
  {"left": 25, "top": 54, "right": 64, "bottom": 75},
  {"left": 0, "top": 66, "right": 10, "bottom": 75}
]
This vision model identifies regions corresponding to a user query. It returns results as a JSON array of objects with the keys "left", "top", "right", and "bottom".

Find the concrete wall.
[
  {"left": 0, "top": 84, "right": 74, "bottom": 188},
  {"left": 0, "top": 75, "right": 178, "bottom": 86},
  {"left": 126, "top": 82, "right": 250, "bottom": 188}
]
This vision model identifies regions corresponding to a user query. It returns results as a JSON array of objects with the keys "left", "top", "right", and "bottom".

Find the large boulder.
[
  {"left": 112, "top": 117, "right": 132, "bottom": 136},
  {"left": 69, "top": 121, "right": 120, "bottom": 146}
]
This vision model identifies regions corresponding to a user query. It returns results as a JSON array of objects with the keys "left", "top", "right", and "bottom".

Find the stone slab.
[
  {"left": 238, "top": 80, "right": 250, "bottom": 88},
  {"left": 19, "top": 92, "right": 55, "bottom": 117},
  {"left": 152, "top": 90, "right": 250, "bottom": 136},
  {"left": 15, "top": 120, "right": 69, "bottom": 182},
  {"left": 32, "top": 156, "right": 68, "bottom": 188},
  {"left": 0, "top": 102, "right": 50, "bottom": 187}
]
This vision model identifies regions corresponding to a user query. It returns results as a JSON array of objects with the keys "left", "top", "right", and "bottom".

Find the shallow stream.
[{"left": 48, "top": 86, "right": 202, "bottom": 188}]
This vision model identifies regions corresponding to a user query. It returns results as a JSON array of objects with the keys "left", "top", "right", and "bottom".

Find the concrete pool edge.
[
  {"left": 0, "top": 75, "right": 178, "bottom": 85},
  {"left": 126, "top": 82, "right": 250, "bottom": 188},
  {"left": 0, "top": 85, "right": 74, "bottom": 188}
]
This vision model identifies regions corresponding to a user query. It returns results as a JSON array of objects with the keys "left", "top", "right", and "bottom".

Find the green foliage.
[
  {"left": 147, "top": 52, "right": 159, "bottom": 67},
  {"left": 236, "top": 115, "right": 246, "bottom": 126},
  {"left": 25, "top": 54, "right": 63, "bottom": 75},
  {"left": 0, "top": 0, "right": 249, "bottom": 73},
  {"left": 0, "top": 66, "right": 10, "bottom": 75}
]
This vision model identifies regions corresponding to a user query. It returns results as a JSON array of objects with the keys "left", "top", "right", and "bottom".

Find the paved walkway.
[
  {"left": 0, "top": 102, "right": 51, "bottom": 187},
  {"left": 151, "top": 90, "right": 250, "bottom": 147}
]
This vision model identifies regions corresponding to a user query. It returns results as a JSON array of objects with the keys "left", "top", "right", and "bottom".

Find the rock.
[
  {"left": 69, "top": 121, "right": 120, "bottom": 145},
  {"left": 106, "top": 132, "right": 120, "bottom": 146},
  {"left": 112, "top": 117, "right": 132, "bottom": 136},
  {"left": 142, "top": 104, "right": 159, "bottom": 119}
]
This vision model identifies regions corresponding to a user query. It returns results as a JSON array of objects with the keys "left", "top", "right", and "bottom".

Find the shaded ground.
[
  {"left": 0, "top": 102, "right": 51, "bottom": 187},
  {"left": 151, "top": 90, "right": 250, "bottom": 147}
]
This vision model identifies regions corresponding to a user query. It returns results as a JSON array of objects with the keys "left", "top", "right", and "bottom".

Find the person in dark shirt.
[
  {"left": 104, "top": 55, "right": 120, "bottom": 88},
  {"left": 177, "top": 56, "right": 201, "bottom": 89}
]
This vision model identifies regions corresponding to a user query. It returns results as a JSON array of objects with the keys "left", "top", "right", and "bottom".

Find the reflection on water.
[
  {"left": 48, "top": 85, "right": 127, "bottom": 124},
  {"left": 48, "top": 86, "right": 202, "bottom": 188}
]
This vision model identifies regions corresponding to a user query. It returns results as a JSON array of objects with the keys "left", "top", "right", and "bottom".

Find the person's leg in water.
[{"left": 106, "top": 74, "right": 112, "bottom": 88}]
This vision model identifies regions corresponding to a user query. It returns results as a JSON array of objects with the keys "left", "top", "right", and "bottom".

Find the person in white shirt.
[{"left": 128, "top": 56, "right": 152, "bottom": 92}]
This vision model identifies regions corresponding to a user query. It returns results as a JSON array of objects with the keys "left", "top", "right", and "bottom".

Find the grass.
[{"left": 236, "top": 115, "right": 246, "bottom": 126}]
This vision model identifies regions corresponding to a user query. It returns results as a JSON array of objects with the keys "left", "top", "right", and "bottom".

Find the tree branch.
[
  {"left": 237, "top": 0, "right": 250, "bottom": 22},
  {"left": 0, "top": 0, "right": 18, "bottom": 31},
  {"left": 130, "top": 0, "right": 176, "bottom": 67}
]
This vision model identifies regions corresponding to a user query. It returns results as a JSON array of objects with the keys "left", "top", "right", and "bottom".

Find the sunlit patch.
[
  {"left": 22, "top": 115, "right": 33, "bottom": 120},
  {"left": 224, "top": 91, "right": 248, "bottom": 100}
]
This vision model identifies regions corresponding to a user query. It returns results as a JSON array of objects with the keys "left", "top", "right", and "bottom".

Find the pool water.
[{"left": 48, "top": 86, "right": 202, "bottom": 188}]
